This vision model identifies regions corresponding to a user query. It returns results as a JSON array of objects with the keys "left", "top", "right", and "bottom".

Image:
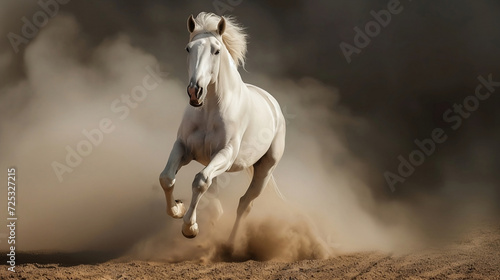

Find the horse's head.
[{"left": 185, "top": 15, "right": 226, "bottom": 107}]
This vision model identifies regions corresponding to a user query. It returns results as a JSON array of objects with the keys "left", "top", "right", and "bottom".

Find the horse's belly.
[
  {"left": 230, "top": 139, "right": 271, "bottom": 171},
  {"left": 228, "top": 156, "right": 258, "bottom": 172},
  {"left": 184, "top": 126, "right": 273, "bottom": 170},
  {"left": 191, "top": 145, "right": 265, "bottom": 171}
]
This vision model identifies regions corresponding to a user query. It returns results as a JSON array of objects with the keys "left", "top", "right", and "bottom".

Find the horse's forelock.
[{"left": 190, "top": 12, "right": 247, "bottom": 67}]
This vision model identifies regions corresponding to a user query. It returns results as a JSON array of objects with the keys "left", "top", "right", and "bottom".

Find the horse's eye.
[
  {"left": 186, "top": 47, "right": 190, "bottom": 53},
  {"left": 214, "top": 50, "right": 220, "bottom": 55}
]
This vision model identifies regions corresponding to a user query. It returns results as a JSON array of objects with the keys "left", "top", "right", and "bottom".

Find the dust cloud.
[{"left": 0, "top": 1, "right": 499, "bottom": 262}]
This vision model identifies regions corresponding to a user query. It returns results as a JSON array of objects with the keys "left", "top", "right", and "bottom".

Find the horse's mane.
[{"left": 190, "top": 12, "right": 247, "bottom": 68}]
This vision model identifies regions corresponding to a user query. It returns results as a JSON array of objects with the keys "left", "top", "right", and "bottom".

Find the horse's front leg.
[
  {"left": 182, "top": 145, "right": 236, "bottom": 238},
  {"left": 159, "top": 140, "right": 191, "bottom": 219}
]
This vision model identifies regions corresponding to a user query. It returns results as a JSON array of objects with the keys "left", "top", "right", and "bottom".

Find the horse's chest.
[{"left": 185, "top": 127, "right": 225, "bottom": 165}]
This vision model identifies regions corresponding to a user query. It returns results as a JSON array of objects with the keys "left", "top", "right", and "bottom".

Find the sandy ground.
[{"left": 2, "top": 225, "right": 499, "bottom": 280}]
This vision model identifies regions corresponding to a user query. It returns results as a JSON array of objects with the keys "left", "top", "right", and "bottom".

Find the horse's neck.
[{"left": 210, "top": 50, "right": 245, "bottom": 112}]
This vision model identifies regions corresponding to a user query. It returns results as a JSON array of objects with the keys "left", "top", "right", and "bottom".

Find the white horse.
[{"left": 159, "top": 12, "right": 286, "bottom": 241}]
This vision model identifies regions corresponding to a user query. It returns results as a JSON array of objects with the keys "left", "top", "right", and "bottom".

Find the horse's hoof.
[
  {"left": 182, "top": 223, "right": 199, "bottom": 239},
  {"left": 167, "top": 200, "right": 186, "bottom": 219},
  {"left": 182, "top": 231, "right": 197, "bottom": 239}
]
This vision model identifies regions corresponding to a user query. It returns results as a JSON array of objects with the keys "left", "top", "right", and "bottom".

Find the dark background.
[{"left": 1, "top": 0, "right": 499, "bottom": 249}]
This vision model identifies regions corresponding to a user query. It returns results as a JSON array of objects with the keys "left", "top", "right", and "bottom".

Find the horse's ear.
[
  {"left": 187, "top": 14, "right": 196, "bottom": 33},
  {"left": 217, "top": 17, "right": 226, "bottom": 35}
]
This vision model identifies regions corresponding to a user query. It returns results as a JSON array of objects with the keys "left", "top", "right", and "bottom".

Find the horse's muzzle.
[{"left": 187, "top": 84, "right": 203, "bottom": 107}]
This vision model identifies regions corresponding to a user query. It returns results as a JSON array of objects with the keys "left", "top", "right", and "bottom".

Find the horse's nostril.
[
  {"left": 187, "top": 83, "right": 203, "bottom": 99},
  {"left": 187, "top": 86, "right": 196, "bottom": 98}
]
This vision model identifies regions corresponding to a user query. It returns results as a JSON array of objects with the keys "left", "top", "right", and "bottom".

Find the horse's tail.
[
  {"left": 244, "top": 166, "right": 254, "bottom": 180},
  {"left": 244, "top": 167, "right": 286, "bottom": 201},
  {"left": 269, "top": 174, "right": 286, "bottom": 201}
]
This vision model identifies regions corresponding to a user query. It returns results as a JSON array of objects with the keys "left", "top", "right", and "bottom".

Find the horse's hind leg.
[
  {"left": 229, "top": 126, "right": 285, "bottom": 243},
  {"left": 228, "top": 161, "right": 277, "bottom": 244},
  {"left": 159, "top": 140, "right": 191, "bottom": 219}
]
